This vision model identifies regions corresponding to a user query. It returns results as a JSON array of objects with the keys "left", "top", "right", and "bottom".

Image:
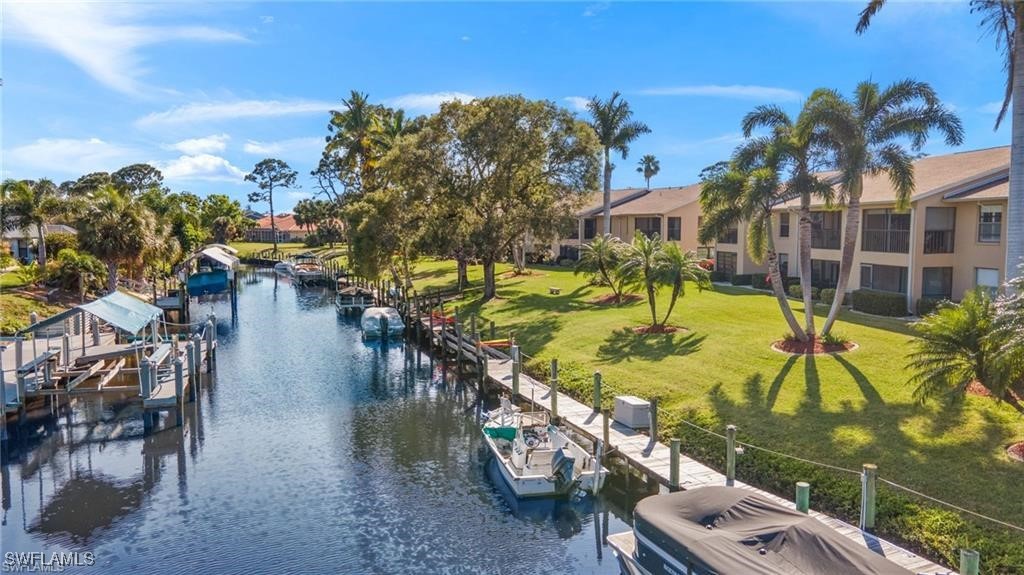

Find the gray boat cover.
[{"left": 634, "top": 486, "right": 913, "bottom": 575}]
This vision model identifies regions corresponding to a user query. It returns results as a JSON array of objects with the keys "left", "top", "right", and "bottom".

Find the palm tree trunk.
[
  {"left": 822, "top": 178, "right": 862, "bottom": 335},
  {"left": 799, "top": 198, "right": 815, "bottom": 335},
  {"left": 1008, "top": 18, "right": 1024, "bottom": 283},
  {"left": 36, "top": 226, "right": 47, "bottom": 271},
  {"left": 647, "top": 281, "right": 658, "bottom": 326},
  {"left": 106, "top": 261, "right": 118, "bottom": 294},
  {"left": 602, "top": 148, "right": 613, "bottom": 235},
  {"left": 766, "top": 220, "right": 807, "bottom": 341},
  {"left": 661, "top": 282, "right": 681, "bottom": 325}
]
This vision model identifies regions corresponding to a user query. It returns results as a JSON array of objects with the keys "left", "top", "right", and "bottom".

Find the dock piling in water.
[{"left": 510, "top": 345, "right": 520, "bottom": 396}]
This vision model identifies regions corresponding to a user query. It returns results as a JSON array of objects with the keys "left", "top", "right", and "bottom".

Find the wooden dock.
[{"left": 481, "top": 356, "right": 952, "bottom": 574}]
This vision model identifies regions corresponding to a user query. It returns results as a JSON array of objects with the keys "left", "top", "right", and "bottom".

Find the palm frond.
[
  {"left": 855, "top": 0, "right": 888, "bottom": 34},
  {"left": 875, "top": 143, "right": 915, "bottom": 209},
  {"left": 741, "top": 105, "right": 793, "bottom": 137}
]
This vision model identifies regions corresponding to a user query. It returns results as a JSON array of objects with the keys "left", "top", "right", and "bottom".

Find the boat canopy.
[
  {"left": 79, "top": 291, "right": 163, "bottom": 335},
  {"left": 199, "top": 247, "right": 239, "bottom": 269},
  {"left": 634, "top": 487, "right": 911, "bottom": 575}
]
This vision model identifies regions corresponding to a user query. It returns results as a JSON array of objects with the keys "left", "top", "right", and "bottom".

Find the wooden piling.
[
  {"left": 960, "top": 549, "right": 980, "bottom": 575},
  {"left": 205, "top": 320, "right": 215, "bottom": 373},
  {"left": 185, "top": 341, "right": 197, "bottom": 401},
  {"left": 510, "top": 345, "right": 520, "bottom": 396},
  {"left": 726, "top": 424, "right": 737, "bottom": 487},
  {"left": 549, "top": 358, "right": 558, "bottom": 419},
  {"left": 796, "top": 482, "right": 810, "bottom": 513},
  {"left": 669, "top": 438, "right": 680, "bottom": 491},
  {"left": 602, "top": 409, "right": 610, "bottom": 449},
  {"left": 489, "top": 320, "right": 495, "bottom": 340},
  {"left": 173, "top": 356, "right": 184, "bottom": 403},
  {"left": 860, "top": 463, "right": 877, "bottom": 531},
  {"left": 140, "top": 357, "right": 152, "bottom": 399},
  {"left": 592, "top": 371, "right": 602, "bottom": 411}
]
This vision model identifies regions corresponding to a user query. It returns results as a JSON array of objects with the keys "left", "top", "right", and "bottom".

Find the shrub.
[
  {"left": 852, "top": 288, "right": 908, "bottom": 317},
  {"left": 783, "top": 276, "right": 802, "bottom": 290},
  {"left": 303, "top": 232, "right": 324, "bottom": 247},
  {"left": 45, "top": 232, "right": 78, "bottom": 258},
  {"left": 750, "top": 273, "right": 769, "bottom": 289},
  {"left": 820, "top": 288, "right": 837, "bottom": 305},
  {"left": 788, "top": 285, "right": 820, "bottom": 300},
  {"left": 820, "top": 331, "right": 849, "bottom": 346},
  {"left": 710, "top": 271, "right": 731, "bottom": 283},
  {"left": 730, "top": 274, "right": 752, "bottom": 286},
  {"left": 916, "top": 297, "right": 949, "bottom": 317},
  {"left": 15, "top": 262, "right": 42, "bottom": 286},
  {"left": 47, "top": 249, "right": 107, "bottom": 294}
]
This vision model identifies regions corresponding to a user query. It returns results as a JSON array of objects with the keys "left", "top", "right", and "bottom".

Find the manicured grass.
[
  {"left": 409, "top": 258, "right": 1024, "bottom": 529},
  {"left": 0, "top": 272, "right": 27, "bottom": 290},
  {"left": 0, "top": 293, "right": 67, "bottom": 335}
]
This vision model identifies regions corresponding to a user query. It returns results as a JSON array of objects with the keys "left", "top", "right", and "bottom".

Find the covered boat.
[
  {"left": 482, "top": 398, "right": 607, "bottom": 498},
  {"left": 360, "top": 307, "right": 404, "bottom": 338},
  {"left": 614, "top": 486, "right": 912, "bottom": 575},
  {"left": 336, "top": 286, "right": 375, "bottom": 313}
]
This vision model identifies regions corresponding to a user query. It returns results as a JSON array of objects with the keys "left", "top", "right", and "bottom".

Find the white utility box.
[{"left": 613, "top": 395, "right": 650, "bottom": 429}]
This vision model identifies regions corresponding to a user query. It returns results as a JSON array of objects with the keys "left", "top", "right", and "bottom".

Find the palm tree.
[
  {"left": 994, "top": 271, "right": 1024, "bottom": 403},
  {"left": 2, "top": 179, "right": 60, "bottom": 271},
  {"left": 574, "top": 233, "right": 629, "bottom": 302},
  {"left": 636, "top": 154, "right": 660, "bottom": 189},
  {"left": 327, "top": 90, "right": 379, "bottom": 184},
  {"left": 740, "top": 105, "right": 835, "bottom": 337},
  {"left": 76, "top": 185, "right": 159, "bottom": 293},
  {"left": 619, "top": 231, "right": 664, "bottom": 327},
  {"left": 856, "top": 1, "right": 1023, "bottom": 282},
  {"left": 293, "top": 198, "right": 317, "bottom": 235},
  {"left": 907, "top": 289, "right": 1021, "bottom": 407},
  {"left": 798, "top": 80, "right": 963, "bottom": 335},
  {"left": 587, "top": 92, "right": 651, "bottom": 234},
  {"left": 656, "top": 243, "right": 711, "bottom": 325}
]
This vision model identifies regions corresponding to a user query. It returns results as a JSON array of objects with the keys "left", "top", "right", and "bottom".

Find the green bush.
[
  {"left": 751, "top": 273, "right": 769, "bottom": 289},
  {"left": 820, "top": 288, "right": 847, "bottom": 306},
  {"left": 710, "top": 271, "right": 731, "bottom": 283},
  {"left": 852, "top": 288, "right": 908, "bottom": 317},
  {"left": 46, "top": 249, "right": 107, "bottom": 294},
  {"left": 916, "top": 297, "right": 949, "bottom": 317},
  {"left": 730, "top": 274, "right": 752, "bottom": 286},
  {"left": 45, "top": 232, "right": 78, "bottom": 258},
  {"left": 788, "top": 285, "right": 820, "bottom": 300}
]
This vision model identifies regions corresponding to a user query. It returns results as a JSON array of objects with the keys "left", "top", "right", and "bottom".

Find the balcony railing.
[
  {"left": 861, "top": 229, "right": 909, "bottom": 253},
  {"left": 923, "top": 229, "right": 954, "bottom": 254},
  {"left": 811, "top": 229, "right": 841, "bottom": 250}
]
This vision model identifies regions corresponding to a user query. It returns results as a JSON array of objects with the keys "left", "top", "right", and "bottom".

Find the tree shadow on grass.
[
  {"left": 503, "top": 284, "right": 593, "bottom": 314},
  {"left": 766, "top": 355, "right": 798, "bottom": 411},
  {"left": 831, "top": 353, "right": 885, "bottom": 407},
  {"left": 596, "top": 328, "right": 705, "bottom": 364},
  {"left": 506, "top": 316, "right": 562, "bottom": 355}
]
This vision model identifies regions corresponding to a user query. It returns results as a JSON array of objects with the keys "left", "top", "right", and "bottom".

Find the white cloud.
[
  {"left": 460, "top": 35, "right": 471, "bottom": 42},
  {"left": 5, "top": 2, "right": 246, "bottom": 96},
  {"left": 243, "top": 137, "right": 324, "bottom": 157},
  {"left": 136, "top": 99, "right": 335, "bottom": 127},
  {"left": 261, "top": 15, "right": 275, "bottom": 24},
  {"left": 660, "top": 133, "right": 745, "bottom": 157},
  {"left": 978, "top": 101, "right": 1005, "bottom": 115},
  {"left": 156, "top": 154, "right": 247, "bottom": 182},
  {"left": 7, "top": 137, "right": 138, "bottom": 175},
  {"left": 583, "top": 2, "right": 610, "bottom": 17},
  {"left": 167, "top": 134, "right": 230, "bottom": 155},
  {"left": 385, "top": 92, "right": 475, "bottom": 112},
  {"left": 638, "top": 85, "right": 802, "bottom": 102},
  {"left": 563, "top": 96, "right": 591, "bottom": 112}
]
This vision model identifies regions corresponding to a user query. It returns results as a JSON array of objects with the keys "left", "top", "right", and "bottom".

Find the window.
[
  {"left": 667, "top": 217, "right": 681, "bottom": 241},
  {"left": 810, "top": 211, "right": 841, "bottom": 249},
  {"left": 635, "top": 217, "right": 662, "bottom": 239},
  {"left": 923, "top": 207, "right": 956, "bottom": 254},
  {"left": 976, "top": 268, "right": 1001, "bottom": 294},
  {"left": 718, "top": 225, "right": 738, "bottom": 244},
  {"left": 921, "top": 267, "right": 953, "bottom": 299},
  {"left": 717, "top": 251, "right": 737, "bottom": 275},
  {"left": 567, "top": 219, "right": 580, "bottom": 240},
  {"left": 811, "top": 259, "right": 840, "bottom": 289},
  {"left": 860, "top": 264, "right": 908, "bottom": 294},
  {"left": 559, "top": 245, "right": 579, "bottom": 260},
  {"left": 978, "top": 205, "right": 1002, "bottom": 243},
  {"left": 861, "top": 209, "right": 910, "bottom": 253},
  {"left": 583, "top": 218, "right": 597, "bottom": 240},
  {"left": 778, "top": 253, "right": 789, "bottom": 276},
  {"left": 779, "top": 212, "right": 790, "bottom": 238}
]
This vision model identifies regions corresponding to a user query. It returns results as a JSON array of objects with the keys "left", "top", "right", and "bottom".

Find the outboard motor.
[{"left": 550, "top": 450, "right": 576, "bottom": 493}]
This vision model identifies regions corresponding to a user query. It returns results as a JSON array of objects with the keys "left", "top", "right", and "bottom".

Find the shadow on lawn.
[
  {"left": 596, "top": 328, "right": 705, "bottom": 364},
  {"left": 502, "top": 285, "right": 593, "bottom": 314},
  {"left": 507, "top": 316, "right": 562, "bottom": 354}
]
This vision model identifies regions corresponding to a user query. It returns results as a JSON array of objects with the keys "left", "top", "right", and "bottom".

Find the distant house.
[
  {"left": 3, "top": 224, "right": 77, "bottom": 263},
  {"left": 244, "top": 214, "right": 314, "bottom": 243},
  {"left": 555, "top": 185, "right": 711, "bottom": 260}
]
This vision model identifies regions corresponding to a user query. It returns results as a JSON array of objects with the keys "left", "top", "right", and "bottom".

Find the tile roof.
[
  {"left": 608, "top": 184, "right": 702, "bottom": 215},
  {"left": 578, "top": 188, "right": 648, "bottom": 216},
  {"left": 252, "top": 213, "right": 313, "bottom": 232}
]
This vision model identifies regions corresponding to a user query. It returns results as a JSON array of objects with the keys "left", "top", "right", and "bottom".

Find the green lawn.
[
  {"left": 0, "top": 292, "right": 67, "bottom": 335},
  {"left": 408, "top": 258, "right": 1024, "bottom": 528},
  {"left": 0, "top": 271, "right": 27, "bottom": 290}
]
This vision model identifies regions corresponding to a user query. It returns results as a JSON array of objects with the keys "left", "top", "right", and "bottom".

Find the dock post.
[
  {"left": 489, "top": 320, "right": 495, "bottom": 340},
  {"left": 669, "top": 438, "right": 680, "bottom": 491},
  {"left": 860, "top": 463, "right": 877, "bottom": 531},
  {"left": 15, "top": 337, "right": 25, "bottom": 402},
  {"left": 91, "top": 316, "right": 100, "bottom": 346},
  {"left": 380, "top": 315, "right": 388, "bottom": 342},
  {"left": 644, "top": 398, "right": 659, "bottom": 454},
  {"left": 191, "top": 334, "right": 202, "bottom": 387},
  {"left": 205, "top": 321, "right": 214, "bottom": 373},
  {"left": 140, "top": 357, "right": 152, "bottom": 399},
  {"left": 725, "top": 424, "right": 737, "bottom": 487},
  {"left": 602, "top": 409, "right": 610, "bottom": 451},
  {"left": 29, "top": 311, "right": 38, "bottom": 326},
  {"left": 960, "top": 549, "right": 980, "bottom": 575},
  {"left": 185, "top": 341, "right": 197, "bottom": 401},
  {"left": 592, "top": 371, "right": 602, "bottom": 411},
  {"left": 0, "top": 345, "right": 7, "bottom": 440},
  {"left": 549, "top": 358, "right": 558, "bottom": 419},
  {"left": 455, "top": 323, "right": 464, "bottom": 366},
  {"left": 470, "top": 315, "right": 477, "bottom": 341},
  {"left": 511, "top": 345, "right": 520, "bottom": 396},
  {"left": 174, "top": 355, "right": 184, "bottom": 403},
  {"left": 796, "top": 482, "right": 810, "bottom": 513},
  {"left": 61, "top": 334, "right": 71, "bottom": 371},
  {"left": 428, "top": 308, "right": 435, "bottom": 347}
]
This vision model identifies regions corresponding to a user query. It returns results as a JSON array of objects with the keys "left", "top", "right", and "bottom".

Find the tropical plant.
[
  {"left": 574, "top": 233, "right": 629, "bottom": 302},
  {"left": 655, "top": 243, "right": 711, "bottom": 325},
  {"left": 856, "top": 0, "right": 1024, "bottom": 280},
  {"left": 587, "top": 92, "right": 651, "bottom": 234},
  {"left": 636, "top": 154, "right": 660, "bottom": 189},
  {"left": 2, "top": 178, "right": 60, "bottom": 270},
  {"left": 76, "top": 185, "right": 159, "bottom": 292},
  {"left": 200, "top": 194, "right": 250, "bottom": 244},
  {"left": 47, "top": 248, "right": 107, "bottom": 298},
  {"left": 993, "top": 269, "right": 1024, "bottom": 402},
  {"left": 740, "top": 104, "right": 835, "bottom": 337},
  {"left": 326, "top": 90, "right": 380, "bottom": 186},
  {"left": 245, "top": 158, "right": 298, "bottom": 253},
  {"left": 798, "top": 80, "right": 963, "bottom": 335},
  {"left": 44, "top": 232, "right": 78, "bottom": 258},
  {"left": 907, "top": 289, "right": 1021, "bottom": 406},
  {"left": 15, "top": 262, "right": 42, "bottom": 286},
  {"left": 618, "top": 231, "right": 664, "bottom": 327},
  {"left": 111, "top": 163, "right": 164, "bottom": 196}
]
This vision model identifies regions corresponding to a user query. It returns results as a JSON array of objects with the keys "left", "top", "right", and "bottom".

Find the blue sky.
[{"left": 1, "top": 1, "right": 1012, "bottom": 211}]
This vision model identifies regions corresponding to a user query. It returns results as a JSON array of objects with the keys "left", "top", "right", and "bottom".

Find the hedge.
[
  {"left": 916, "top": 297, "right": 948, "bottom": 317},
  {"left": 730, "top": 274, "right": 753, "bottom": 286},
  {"left": 750, "top": 273, "right": 769, "bottom": 289},
  {"left": 820, "top": 288, "right": 849, "bottom": 307},
  {"left": 788, "top": 285, "right": 819, "bottom": 300},
  {"left": 852, "top": 288, "right": 908, "bottom": 317},
  {"left": 521, "top": 357, "right": 1024, "bottom": 573}
]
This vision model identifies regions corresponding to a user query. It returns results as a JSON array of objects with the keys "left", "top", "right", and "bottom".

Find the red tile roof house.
[{"left": 245, "top": 214, "right": 316, "bottom": 243}]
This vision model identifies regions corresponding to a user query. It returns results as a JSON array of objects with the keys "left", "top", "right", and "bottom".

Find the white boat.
[
  {"left": 273, "top": 261, "right": 294, "bottom": 276},
  {"left": 482, "top": 398, "right": 608, "bottom": 498},
  {"left": 292, "top": 253, "right": 323, "bottom": 279},
  {"left": 360, "top": 307, "right": 405, "bottom": 338}
]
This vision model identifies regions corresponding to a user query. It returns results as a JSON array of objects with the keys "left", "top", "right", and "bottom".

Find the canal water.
[{"left": 1, "top": 271, "right": 650, "bottom": 574}]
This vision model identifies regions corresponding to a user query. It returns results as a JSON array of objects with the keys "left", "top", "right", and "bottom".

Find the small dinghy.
[
  {"left": 482, "top": 398, "right": 607, "bottom": 498},
  {"left": 360, "top": 307, "right": 405, "bottom": 338}
]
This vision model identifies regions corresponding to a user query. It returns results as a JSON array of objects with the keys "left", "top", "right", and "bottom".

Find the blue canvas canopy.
[{"left": 79, "top": 291, "right": 163, "bottom": 335}]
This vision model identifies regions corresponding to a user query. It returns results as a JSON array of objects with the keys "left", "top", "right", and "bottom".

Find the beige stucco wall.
[
  {"left": 556, "top": 203, "right": 708, "bottom": 256},
  {"left": 713, "top": 224, "right": 767, "bottom": 275}
]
